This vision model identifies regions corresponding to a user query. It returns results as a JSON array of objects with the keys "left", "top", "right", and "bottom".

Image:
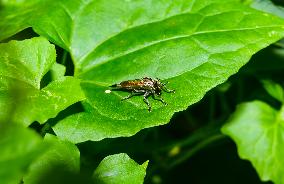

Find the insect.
[{"left": 110, "top": 77, "right": 175, "bottom": 112}]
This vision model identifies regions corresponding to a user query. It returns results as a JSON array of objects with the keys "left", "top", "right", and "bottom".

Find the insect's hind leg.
[
  {"left": 121, "top": 89, "right": 145, "bottom": 101},
  {"left": 143, "top": 91, "right": 152, "bottom": 112},
  {"left": 121, "top": 92, "right": 135, "bottom": 100}
]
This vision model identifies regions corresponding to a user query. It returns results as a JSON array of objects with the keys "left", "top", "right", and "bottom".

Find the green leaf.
[
  {"left": 51, "top": 0, "right": 284, "bottom": 143},
  {"left": 49, "top": 63, "right": 66, "bottom": 81},
  {"left": 262, "top": 80, "right": 284, "bottom": 102},
  {"left": 0, "top": 124, "right": 47, "bottom": 184},
  {"left": 23, "top": 134, "right": 81, "bottom": 184},
  {"left": 93, "top": 153, "right": 148, "bottom": 184},
  {"left": 1, "top": 37, "right": 55, "bottom": 89},
  {"left": 222, "top": 101, "right": 284, "bottom": 184},
  {"left": 0, "top": 37, "right": 85, "bottom": 126}
]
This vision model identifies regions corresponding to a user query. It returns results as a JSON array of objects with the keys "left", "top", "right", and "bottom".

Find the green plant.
[{"left": 1, "top": 0, "right": 284, "bottom": 183}]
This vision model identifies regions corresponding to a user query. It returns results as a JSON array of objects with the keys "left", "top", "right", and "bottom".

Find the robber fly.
[{"left": 110, "top": 77, "right": 175, "bottom": 112}]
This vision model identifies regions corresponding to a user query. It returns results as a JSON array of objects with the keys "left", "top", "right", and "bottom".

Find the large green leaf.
[
  {"left": 93, "top": 153, "right": 148, "bottom": 184},
  {"left": 0, "top": 124, "right": 47, "bottom": 184},
  {"left": 23, "top": 134, "right": 81, "bottom": 184},
  {"left": 222, "top": 101, "right": 284, "bottom": 184},
  {"left": 1, "top": 0, "right": 284, "bottom": 143},
  {"left": 54, "top": 0, "right": 284, "bottom": 143},
  {"left": 0, "top": 37, "right": 85, "bottom": 126}
]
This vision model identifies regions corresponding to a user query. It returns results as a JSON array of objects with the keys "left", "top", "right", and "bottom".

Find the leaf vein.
[{"left": 79, "top": 25, "right": 281, "bottom": 76}]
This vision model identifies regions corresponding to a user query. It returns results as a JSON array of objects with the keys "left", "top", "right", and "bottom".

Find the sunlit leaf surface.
[{"left": 0, "top": 37, "right": 85, "bottom": 126}]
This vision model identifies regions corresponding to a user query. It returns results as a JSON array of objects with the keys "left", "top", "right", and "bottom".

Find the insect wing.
[{"left": 120, "top": 80, "right": 144, "bottom": 89}]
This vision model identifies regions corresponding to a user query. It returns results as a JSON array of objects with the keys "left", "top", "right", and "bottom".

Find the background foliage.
[{"left": 1, "top": 0, "right": 284, "bottom": 183}]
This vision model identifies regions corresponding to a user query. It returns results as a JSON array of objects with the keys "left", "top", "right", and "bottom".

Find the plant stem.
[
  {"left": 158, "top": 123, "right": 221, "bottom": 152},
  {"left": 208, "top": 93, "right": 216, "bottom": 123},
  {"left": 61, "top": 50, "right": 68, "bottom": 65},
  {"left": 167, "top": 133, "right": 227, "bottom": 170}
]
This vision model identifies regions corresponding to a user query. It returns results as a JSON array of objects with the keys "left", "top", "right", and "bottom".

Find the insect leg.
[
  {"left": 121, "top": 92, "right": 135, "bottom": 100},
  {"left": 162, "top": 86, "right": 175, "bottom": 93},
  {"left": 143, "top": 91, "right": 152, "bottom": 112},
  {"left": 134, "top": 89, "right": 146, "bottom": 93},
  {"left": 121, "top": 90, "right": 145, "bottom": 101},
  {"left": 153, "top": 94, "right": 168, "bottom": 106},
  {"left": 162, "top": 81, "right": 169, "bottom": 85}
]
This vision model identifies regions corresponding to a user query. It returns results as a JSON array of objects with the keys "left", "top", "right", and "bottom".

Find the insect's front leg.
[
  {"left": 143, "top": 91, "right": 152, "bottom": 112},
  {"left": 153, "top": 94, "right": 168, "bottom": 106},
  {"left": 162, "top": 86, "right": 175, "bottom": 93}
]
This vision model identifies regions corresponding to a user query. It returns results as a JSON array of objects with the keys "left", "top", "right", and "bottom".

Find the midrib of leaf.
[
  {"left": 76, "top": 30, "right": 281, "bottom": 124},
  {"left": 0, "top": 0, "right": 244, "bottom": 64},
  {"left": 58, "top": 1, "right": 74, "bottom": 51},
  {"left": 76, "top": 1, "right": 284, "bottom": 77},
  {"left": 75, "top": 2, "right": 236, "bottom": 68},
  {"left": 79, "top": 35, "right": 275, "bottom": 122},
  {"left": 79, "top": 25, "right": 281, "bottom": 78},
  {"left": 75, "top": 12, "right": 203, "bottom": 66},
  {"left": 80, "top": 80, "right": 110, "bottom": 87}
]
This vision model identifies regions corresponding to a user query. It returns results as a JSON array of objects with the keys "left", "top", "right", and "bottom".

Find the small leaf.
[
  {"left": 222, "top": 101, "right": 284, "bottom": 184},
  {"left": 0, "top": 37, "right": 55, "bottom": 89},
  {"left": 0, "top": 37, "right": 85, "bottom": 126},
  {"left": 23, "top": 134, "right": 81, "bottom": 184},
  {"left": 49, "top": 63, "right": 66, "bottom": 81},
  {"left": 93, "top": 153, "right": 148, "bottom": 184},
  {"left": 262, "top": 80, "right": 284, "bottom": 102},
  {"left": 41, "top": 63, "right": 66, "bottom": 87},
  {"left": 0, "top": 124, "right": 47, "bottom": 184}
]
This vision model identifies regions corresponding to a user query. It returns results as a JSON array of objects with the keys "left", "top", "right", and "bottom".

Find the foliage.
[
  {"left": 93, "top": 153, "right": 148, "bottom": 184},
  {"left": 1, "top": 0, "right": 284, "bottom": 183},
  {"left": 0, "top": 124, "right": 48, "bottom": 184},
  {"left": 222, "top": 98, "right": 284, "bottom": 184}
]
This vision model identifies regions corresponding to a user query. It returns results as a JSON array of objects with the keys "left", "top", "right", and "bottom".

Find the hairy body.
[{"left": 110, "top": 77, "right": 175, "bottom": 112}]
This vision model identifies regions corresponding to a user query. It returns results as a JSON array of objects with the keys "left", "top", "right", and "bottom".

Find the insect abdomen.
[
  {"left": 110, "top": 80, "right": 144, "bottom": 90},
  {"left": 110, "top": 80, "right": 135, "bottom": 87}
]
